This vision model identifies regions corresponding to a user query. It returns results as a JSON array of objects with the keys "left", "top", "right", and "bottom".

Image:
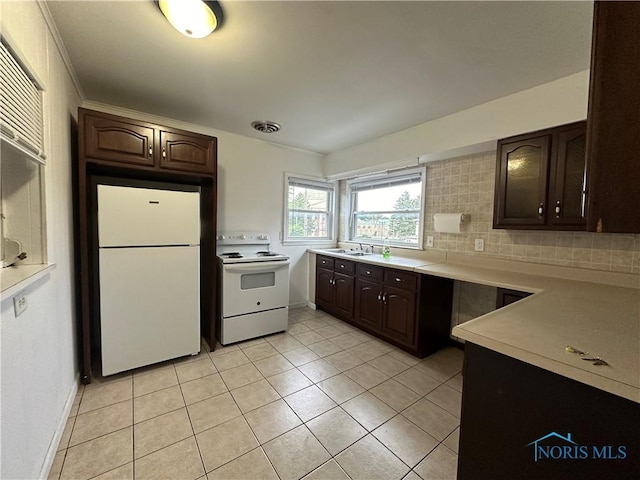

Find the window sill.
[{"left": 1, "top": 263, "right": 57, "bottom": 301}]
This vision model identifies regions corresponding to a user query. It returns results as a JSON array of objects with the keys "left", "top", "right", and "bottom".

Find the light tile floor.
[{"left": 49, "top": 307, "right": 462, "bottom": 480}]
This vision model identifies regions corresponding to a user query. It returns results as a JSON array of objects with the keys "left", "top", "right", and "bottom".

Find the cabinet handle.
[
  {"left": 538, "top": 203, "right": 544, "bottom": 217},
  {"left": 555, "top": 201, "right": 561, "bottom": 219},
  {"left": 382, "top": 293, "right": 387, "bottom": 303},
  {"left": 366, "top": 270, "right": 371, "bottom": 275},
  {"left": 395, "top": 277, "right": 402, "bottom": 282},
  {"left": 162, "top": 148, "right": 166, "bottom": 158},
  {"left": 148, "top": 147, "right": 153, "bottom": 157},
  {"left": 331, "top": 278, "right": 336, "bottom": 286},
  {"left": 377, "top": 292, "right": 382, "bottom": 301},
  {"left": 340, "top": 264, "right": 345, "bottom": 268}
]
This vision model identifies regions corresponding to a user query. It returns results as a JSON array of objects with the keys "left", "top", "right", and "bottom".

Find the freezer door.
[
  {"left": 99, "top": 246, "right": 200, "bottom": 376},
  {"left": 98, "top": 185, "right": 200, "bottom": 247}
]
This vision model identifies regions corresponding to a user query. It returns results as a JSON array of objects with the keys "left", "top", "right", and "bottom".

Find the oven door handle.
[{"left": 223, "top": 260, "right": 290, "bottom": 274}]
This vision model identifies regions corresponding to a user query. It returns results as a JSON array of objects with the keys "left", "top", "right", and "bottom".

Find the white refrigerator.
[{"left": 97, "top": 185, "right": 201, "bottom": 376}]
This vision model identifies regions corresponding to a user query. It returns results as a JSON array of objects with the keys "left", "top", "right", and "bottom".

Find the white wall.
[
  {"left": 323, "top": 71, "right": 590, "bottom": 177},
  {"left": 0, "top": 2, "right": 82, "bottom": 478}
]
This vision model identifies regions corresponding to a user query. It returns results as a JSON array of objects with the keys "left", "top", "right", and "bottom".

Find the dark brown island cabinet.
[
  {"left": 458, "top": 344, "right": 639, "bottom": 480},
  {"left": 494, "top": 1, "right": 640, "bottom": 234},
  {"left": 315, "top": 255, "right": 453, "bottom": 358},
  {"left": 76, "top": 108, "right": 218, "bottom": 383}
]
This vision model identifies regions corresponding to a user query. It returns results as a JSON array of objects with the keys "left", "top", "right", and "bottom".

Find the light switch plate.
[
  {"left": 474, "top": 238, "right": 485, "bottom": 252},
  {"left": 426, "top": 236, "right": 434, "bottom": 247}
]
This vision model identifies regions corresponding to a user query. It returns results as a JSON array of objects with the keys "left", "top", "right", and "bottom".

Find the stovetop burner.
[{"left": 217, "top": 232, "right": 289, "bottom": 264}]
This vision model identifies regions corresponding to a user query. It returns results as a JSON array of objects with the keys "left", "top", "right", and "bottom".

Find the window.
[
  {"left": 284, "top": 174, "right": 336, "bottom": 242},
  {"left": 348, "top": 167, "right": 425, "bottom": 247}
]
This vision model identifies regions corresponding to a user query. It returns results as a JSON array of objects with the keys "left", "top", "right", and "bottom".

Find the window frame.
[
  {"left": 347, "top": 166, "right": 426, "bottom": 249},
  {"left": 283, "top": 173, "right": 337, "bottom": 244}
]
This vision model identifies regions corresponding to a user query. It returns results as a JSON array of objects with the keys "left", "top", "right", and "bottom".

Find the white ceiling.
[{"left": 47, "top": 1, "right": 594, "bottom": 154}]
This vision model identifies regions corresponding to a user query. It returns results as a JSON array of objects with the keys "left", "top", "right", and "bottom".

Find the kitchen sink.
[{"left": 318, "top": 248, "right": 372, "bottom": 256}]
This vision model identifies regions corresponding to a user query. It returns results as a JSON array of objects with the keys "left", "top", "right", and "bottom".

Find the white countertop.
[{"left": 309, "top": 248, "right": 640, "bottom": 403}]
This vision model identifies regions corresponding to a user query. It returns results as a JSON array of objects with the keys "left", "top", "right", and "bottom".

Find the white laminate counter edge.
[{"left": 1, "top": 263, "right": 57, "bottom": 302}]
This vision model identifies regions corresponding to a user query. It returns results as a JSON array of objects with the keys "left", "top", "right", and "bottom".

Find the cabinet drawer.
[
  {"left": 384, "top": 269, "right": 417, "bottom": 291},
  {"left": 334, "top": 259, "right": 355, "bottom": 274},
  {"left": 357, "top": 264, "right": 383, "bottom": 282},
  {"left": 317, "top": 255, "right": 334, "bottom": 269}
]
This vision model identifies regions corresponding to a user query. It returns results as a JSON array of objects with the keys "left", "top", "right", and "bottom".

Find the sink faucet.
[{"left": 358, "top": 243, "right": 364, "bottom": 252}]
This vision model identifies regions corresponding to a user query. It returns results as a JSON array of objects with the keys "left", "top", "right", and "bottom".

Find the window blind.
[
  {"left": 0, "top": 40, "right": 45, "bottom": 160},
  {"left": 349, "top": 171, "right": 422, "bottom": 192},
  {"left": 288, "top": 177, "right": 335, "bottom": 192}
]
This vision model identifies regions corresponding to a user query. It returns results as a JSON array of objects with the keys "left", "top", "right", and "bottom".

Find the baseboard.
[
  {"left": 288, "top": 302, "right": 309, "bottom": 310},
  {"left": 39, "top": 374, "right": 79, "bottom": 479},
  {"left": 307, "top": 301, "right": 317, "bottom": 310}
]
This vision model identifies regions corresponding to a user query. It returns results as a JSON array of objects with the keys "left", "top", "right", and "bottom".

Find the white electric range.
[{"left": 217, "top": 232, "right": 290, "bottom": 344}]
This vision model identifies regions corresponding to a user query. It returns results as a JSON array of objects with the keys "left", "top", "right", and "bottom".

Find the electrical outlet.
[
  {"left": 13, "top": 294, "right": 28, "bottom": 317},
  {"left": 474, "top": 238, "right": 485, "bottom": 252},
  {"left": 426, "top": 236, "right": 434, "bottom": 247}
]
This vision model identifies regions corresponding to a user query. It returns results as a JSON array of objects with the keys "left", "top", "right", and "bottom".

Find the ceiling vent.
[{"left": 251, "top": 121, "right": 281, "bottom": 134}]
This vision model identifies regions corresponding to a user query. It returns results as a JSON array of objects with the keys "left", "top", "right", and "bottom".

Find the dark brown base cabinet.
[
  {"left": 315, "top": 255, "right": 453, "bottom": 358},
  {"left": 458, "top": 344, "right": 639, "bottom": 480},
  {"left": 315, "top": 256, "right": 355, "bottom": 321},
  {"left": 76, "top": 108, "right": 218, "bottom": 383}
]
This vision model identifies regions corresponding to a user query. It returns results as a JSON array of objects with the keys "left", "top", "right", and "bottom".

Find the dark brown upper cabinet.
[
  {"left": 83, "top": 113, "right": 156, "bottom": 167},
  {"left": 585, "top": 1, "right": 640, "bottom": 233},
  {"left": 81, "top": 109, "right": 217, "bottom": 175},
  {"left": 160, "top": 130, "right": 216, "bottom": 174},
  {"left": 493, "top": 121, "right": 587, "bottom": 230}
]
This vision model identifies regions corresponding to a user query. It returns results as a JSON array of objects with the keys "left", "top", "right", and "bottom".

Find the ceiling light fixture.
[
  {"left": 251, "top": 121, "right": 281, "bottom": 134},
  {"left": 156, "top": 0, "right": 224, "bottom": 39}
]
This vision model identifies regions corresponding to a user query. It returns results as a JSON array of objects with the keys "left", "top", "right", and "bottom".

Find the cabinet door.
[
  {"left": 160, "top": 130, "right": 216, "bottom": 174},
  {"left": 494, "top": 135, "right": 550, "bottom": 228},
  {"left": 355, "top": 278, "right": 383, "bottom": 331},
  {"left": 382, "top": 286, "right": 416, "bottom": 348},
  {"left": 334, "top": 272, "right": 355, "bottom": 320},
  {"left": 549, "top": 124, "right": 587, "bottom": 228},
  {"left": 84, "top": 114, "right": 155, "bottom": 166},
  {"left": 585, "top": 1, "right": 640, "bottom": 233},
  {"left": 315, "top": 268, "right": 334, "bottom": 309}
]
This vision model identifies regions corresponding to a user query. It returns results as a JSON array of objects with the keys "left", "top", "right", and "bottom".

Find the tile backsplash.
[{"left": 340, "top": 151, "right": 640, "bottom": 274}]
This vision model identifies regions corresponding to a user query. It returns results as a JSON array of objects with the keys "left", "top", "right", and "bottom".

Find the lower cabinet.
[
  {"left": 316, "top": 255, "right": 453, "bottom": 358},
  {"left": 382, "top": 285, "right": 416, "bottom": 347},
  {"left": 458, "top": 343, "right": 639, "bottom": 479},
  {"left": 315, "top": 256, "right": 355, "bottom": 321},
  {"left": 355, "top": 278, "right": 383, "bottom": 330}
]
